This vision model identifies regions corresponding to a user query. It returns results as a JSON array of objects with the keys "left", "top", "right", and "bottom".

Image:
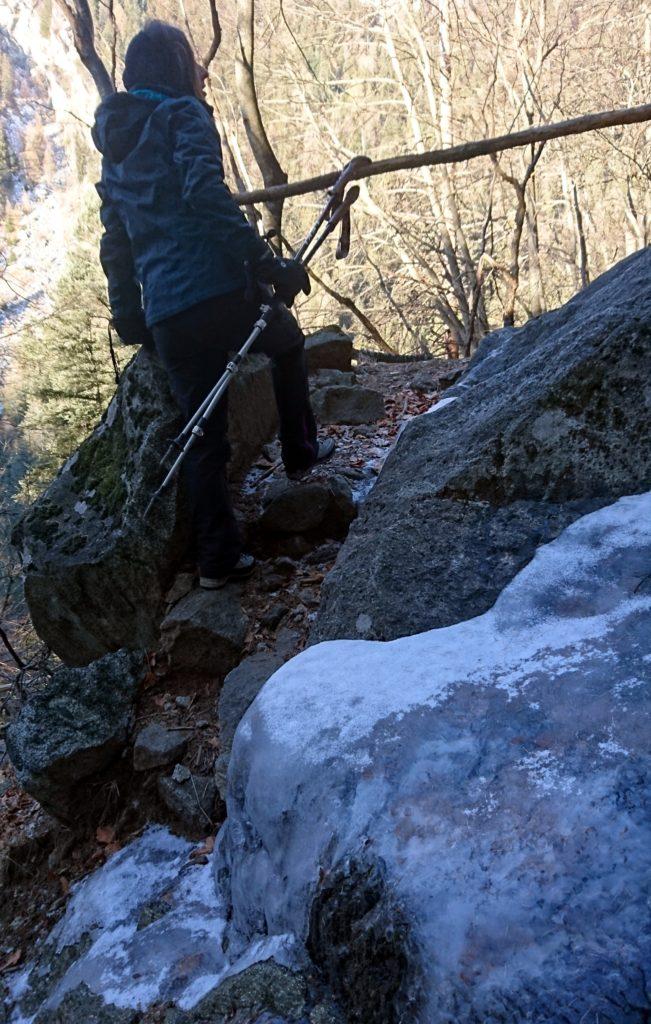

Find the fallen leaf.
[{"left": 189, "top": 836, "right": 215, "bottom": 859}]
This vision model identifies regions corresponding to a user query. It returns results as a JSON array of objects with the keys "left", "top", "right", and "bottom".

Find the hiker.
[{"left": 91, "top": 19, "right": 334, "bottom": 588}]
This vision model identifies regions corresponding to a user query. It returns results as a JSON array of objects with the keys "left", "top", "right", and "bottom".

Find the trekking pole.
[
  {"left": 146, "top": 169, "right": 364, "bottom": 516},
  {"left": 293, "top": 155, "right": 370, "bottom": 265},
  {"left": 145, "top": 294, "right": 276, "bottom": 517}
]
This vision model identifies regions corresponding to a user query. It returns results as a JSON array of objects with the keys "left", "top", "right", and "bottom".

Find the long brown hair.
[{"left": 123, "top": 20, "right": 196, "bottom": 98}]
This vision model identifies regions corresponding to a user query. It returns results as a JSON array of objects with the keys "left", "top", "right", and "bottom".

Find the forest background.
[{"left": 0, "top": 0, "right": 649, "bottom": 598}]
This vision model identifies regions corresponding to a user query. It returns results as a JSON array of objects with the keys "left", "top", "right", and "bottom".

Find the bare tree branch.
[
  {"left": 233, "top": 102, "right": 651, "bottom": 206},
  {"left": 202, "top": 0, "right": 223, "bottom": 68}
]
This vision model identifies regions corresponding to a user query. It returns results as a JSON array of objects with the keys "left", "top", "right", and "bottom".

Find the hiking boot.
[
  {"left": 200, "top": 553, "right": 256, "bottom": 589},
  {"left": 286, "top": 438, "right": 336, "bottom": 481}
]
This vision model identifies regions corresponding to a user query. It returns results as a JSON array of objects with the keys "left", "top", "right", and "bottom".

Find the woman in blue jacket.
[{"left": 92, "top": 20, "right": 333, "bottom": 587}]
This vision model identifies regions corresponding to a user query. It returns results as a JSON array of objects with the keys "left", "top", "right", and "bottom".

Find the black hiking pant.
[{"left": 152, "top": 289, "right": 317, "bottom": 577}]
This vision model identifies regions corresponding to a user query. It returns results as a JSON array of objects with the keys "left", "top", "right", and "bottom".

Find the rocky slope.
[{"left": 3, "top": 251, "right": 651, "bottom": 1023}]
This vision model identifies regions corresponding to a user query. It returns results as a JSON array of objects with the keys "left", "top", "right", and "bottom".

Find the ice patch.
[
  {"left": 9, "top": 828, "right": 229, "bottom": 1022},
  {"left": 427, "top": 394, "right": 458, "bottom": 414}
]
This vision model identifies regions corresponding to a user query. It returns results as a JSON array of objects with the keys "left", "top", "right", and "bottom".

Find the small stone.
[
  {"left": 260, "top": 477, "right": 355, "bottom": 538},
  {"left": 312, "top": 368, "right": 356, "bottom": 388},
  {"left": 165, "top": 573, "right": 195, "bottom": 608},
  {"left": 172, "top": 763, "right": 191, "bottom": 783},
  {"left": 196, "top": 719, "right": 210, "bottom": 729},
  {"left": 175, "top": 695, "right": 192, "bottom": 709},
  {"left": 262, "top": 572, "right": 285, "bottom": 591},
  {"left": 355, "top": 613, "right": 373, "bottom": 634},
  {"left": 133, "top": 723, "right": 188, "bottom": 772},
  {"left": 261, "top": 603, "right": 289, "bottom": 630},
  {"left": 158, "top": 771, "right": 216, "bottom": 833},
  {"left": 305, "top": 542, "right": 340, "bottom": 566},
  {"left": 298, "top": 589, "right": 319, "bottom": 609}
]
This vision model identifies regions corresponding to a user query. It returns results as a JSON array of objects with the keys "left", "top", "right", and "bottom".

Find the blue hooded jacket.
[{"left": 91, "top": 89, "right": 267, "bottom": 329}]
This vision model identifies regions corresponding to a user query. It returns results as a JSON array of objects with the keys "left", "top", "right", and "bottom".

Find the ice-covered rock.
[
  {"left": 214, "top": 493, "right": 651, "bottom": 1023},
  {"left": 7, "top": 827, "right": 225, "bottom": 1022},
  {"left": 6, "top": 828, "right": 341, "bottom": 1023},
  {"left": 313, "top": 247, "right": 651, "bottom": 642}
]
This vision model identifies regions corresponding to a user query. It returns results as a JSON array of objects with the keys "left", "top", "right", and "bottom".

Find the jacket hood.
[{"left": 92, "top": 92, "right": 161, "bottom": 163}]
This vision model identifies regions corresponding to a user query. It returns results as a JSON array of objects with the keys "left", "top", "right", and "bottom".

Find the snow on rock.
[
  {"left": 8, "top": 828, "right": 227, "bottom": 1021},
  {"left": 215, "top": 491, "right": 651, "bottom": 1023}
]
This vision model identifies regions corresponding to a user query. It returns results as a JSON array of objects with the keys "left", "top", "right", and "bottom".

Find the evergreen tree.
[{"left": 8, "top": 192, "right": 122, "bottom": 498}]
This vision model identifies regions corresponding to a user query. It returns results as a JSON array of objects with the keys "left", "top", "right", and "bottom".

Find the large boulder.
[
  {"left": 12, "top": 348, "right": 186, "bottom": 667},
  {"left": 14, "top": 324, "right": 348, "bottom": 668},
  {"left": 312, "top": 248, "right": 651, "bottom": 642},
  {"left": 6, "top": 649, "right": 144, "bottom": 820},
  {"left": 214, "top": 492, "right": 651, "bottom": 1023}
]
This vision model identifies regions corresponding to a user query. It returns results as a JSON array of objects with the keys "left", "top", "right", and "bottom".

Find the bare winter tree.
[{"left": 53, "top": 0, "right": 115, "bottom": 98}]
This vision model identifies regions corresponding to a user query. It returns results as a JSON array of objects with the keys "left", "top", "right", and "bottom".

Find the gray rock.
[
  {"left": 10, "top": 352, "right": 271, "bottom": 668},
  {"left": 158, "top": 771, "right": 216, "bottom": 832},
  {"left": 311, "top": 369, "right": 355, "bottom": 388},
  {"left": 32, "top": 984, "right": 138, "bottom": 1023},
  {"left": 165, "top": 961, "right": 310, "bottom": 1024},
  {"left": 261, "top": 602, "right": 289, "bottom": 630},
  {"left": 214, "top": 648, "right": 288, "bottom": 800},
  {"left": 14, "top": 328, "right": 351, "bottom": 669},
  {"left": 313, "top": 248, "right": 651, "bottom": 643},
  {"left": 305, "top": 328, "right": 353, "bottom": 374},
  {"left": 6, "top": 650, "right": 144, "bottom": 820},
  {"left": 11, "top": 349, "right": 187, "bottom": 667},
  {"left": 132, "top": 723, "right": 188, "bottom": 772},
  {"left": 159, "top": 587, "right": 248, "bottom": 676},
  {"left": 311, "top": 385, "right": 385, "bottom": 425},
  {"left": 260, "top": 476, "right": 356, "bottom": 538},
  {"left": 215, "top": 493, "right": 651, "bottom": 1023}
]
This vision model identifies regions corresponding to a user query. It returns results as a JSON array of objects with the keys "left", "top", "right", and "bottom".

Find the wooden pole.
[{"left": 233, "top": 102, "right": 651, "bottom": 207}]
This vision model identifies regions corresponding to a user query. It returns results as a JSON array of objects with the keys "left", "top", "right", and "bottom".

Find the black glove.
[
  {"left": 111, "top": 315, "right": 155, "bottom": 351},
  {"left": 254, "top": 252, "right": 311, "bottom": 308}
]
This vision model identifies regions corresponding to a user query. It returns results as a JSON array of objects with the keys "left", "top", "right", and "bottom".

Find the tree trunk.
[
  {"left": 54, "top": 0, "right": 114, "bottom": 99},
  {"left": 235, "top": 0, "right": 287, "bottom": 241}
]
